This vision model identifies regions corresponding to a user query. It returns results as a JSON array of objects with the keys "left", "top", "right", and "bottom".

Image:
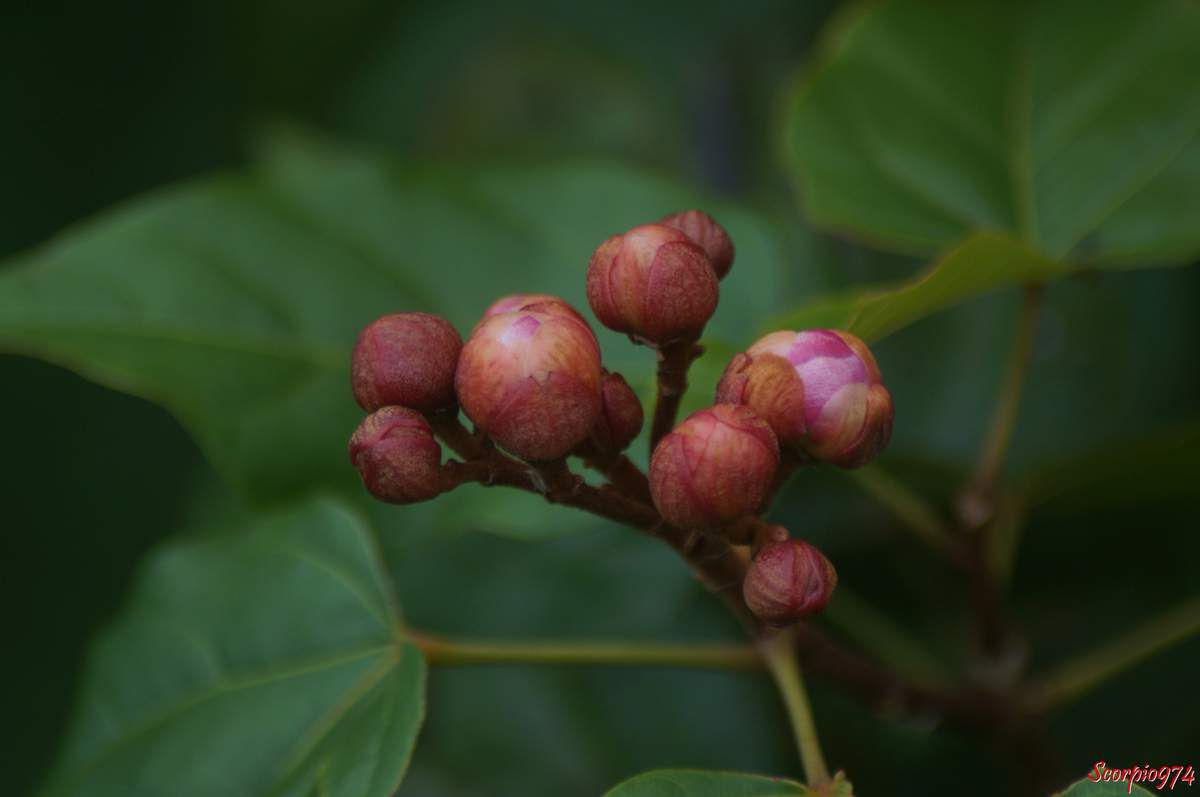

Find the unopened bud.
[
  {"left": 352, "top": 312, "right": 462, "bottom": 412},
  {"left": 456, "top": 307, "right": 602, "bottom": 460},
  {"left": 349, "top": 406, "right": 443, "bottom": 504},
  {"left": 717, "top": 329, "right": 893, "bottom": 468},
  {"left": 479, "top": 293, "right": 592, "bottom": 334},
  {"left": 590, "top": 370, "right": 644, "bottom": 453},
  {"left": 659, "top": 209, "right": 734, "bottom": 279},
  {"left": 649, "top": 404, "right": 778, "bottom": 530},
  {"left": 586, "top": 223, "right": 719, "bottom": 345},
  {"left": 743, "top": 538, "right": 837, "bottom": 625}
]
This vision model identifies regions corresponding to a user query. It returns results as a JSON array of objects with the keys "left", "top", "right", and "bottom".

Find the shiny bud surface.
[
  {"left": 352, "top": 312, "right": 462, "bottom": 412},
  {"left": 456, "top": 308, "right": 602, "bottom": 460},
  {"left": 743, "top": 539, "right": 837, "bottom": 625},
  {"left": 649, "top": 404, "right": 779, "bottom": 530},
  {"left": 718, "top": 329, "right": 893, "bottom": 468},
  {"left": 586, "top": 223, "right": 719, "bottom": 345},
  {"left": 659, "top": 209, "right": 735, "bottom": 279},
  {"left": 349, "top": 406, "right": 443, "bottom": 504}
]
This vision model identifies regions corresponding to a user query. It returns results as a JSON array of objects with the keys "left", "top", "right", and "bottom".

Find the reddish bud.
[
  {"left": 743, "top": 539, "right": 837, "bottom": 625},
  {"left": 479, "top": 293, "right": 592, "bottom": 334},
  {"left": 349, "top": 407, "right": 443, "bottom": 504},
  {"left": 715, "top": 352, "right": 808, "bottom": 446},
  {"left": 717, "top": 329, "right": 893, "bottom": 468},
  {"left": 352, "top": 312, "right": 462, "bottom": 412},
  {"left": 456, "top": 308, "right": 602, "bottom": 460},
  {"left": 590, "top": 370, "right": 644, "bottom": 453},
  {"left": 649, "top": 404, "right": 779, "bottom": 530},
  {"left": 659, "top": 209, "right": 734, "bottom": 279},
  {"left": 586, "top": 223, "right": 719, "bottom": 345}
]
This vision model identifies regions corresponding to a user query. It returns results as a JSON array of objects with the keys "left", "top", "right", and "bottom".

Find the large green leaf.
[
  {"left": 770, "top": 232, "right": 1068, "bottom": 341},
  {"left": 604, "top": 770, "right": 809, "bottom": 797},
  {"left": 40, "top": 498, "right": 425, "bottom": 797},
  {"left": 0, "top": 131, "right": 794, "bottom": 536},
  {"left": 1055, "top": 776, "right": 1158, "bottom": 796},
  {"left": 787, "top": 0, "right": 1200, "bottom": 265}
]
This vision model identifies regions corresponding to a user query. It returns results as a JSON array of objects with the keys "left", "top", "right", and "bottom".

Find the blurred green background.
[{"left": 2, "top": 1, "right": 1197, "bottom": 796}]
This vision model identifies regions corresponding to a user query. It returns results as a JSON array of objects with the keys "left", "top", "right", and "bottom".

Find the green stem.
[
  {"left": 410, "top": 632, "right": 760, "bottom": 671},
  {"left": 1025, "top": 595, "right": 1200, "bottom": 712},
  {"left": 847, "top": 465, "right": 955, "bottom": 557},
  {"left": 963, "top": 285, "right": 1042, "bottom": 525},
  {"left": 760, "top": 630, "right": 830, "bottom": 785}
]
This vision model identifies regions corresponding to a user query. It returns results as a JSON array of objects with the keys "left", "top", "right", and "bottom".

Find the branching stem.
[
  {"left": 1024, "top": 595, "right": 1200, "bottom": 712},
  {"left": 649, "top": 340, "right": 704, "bottom": 453},
  {"left": 410, "top": 632, "right": 760, "bottom": 670}
]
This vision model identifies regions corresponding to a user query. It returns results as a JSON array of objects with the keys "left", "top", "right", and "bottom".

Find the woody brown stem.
[
  {"left": 430, "top": 410, "right": 1008, "bottom": 729},
  {"left": 649, "top": 340, "right": 704, "bottom": 453},
  {"left": 575, "top": 442, "right": 653, "bottom": 504}
]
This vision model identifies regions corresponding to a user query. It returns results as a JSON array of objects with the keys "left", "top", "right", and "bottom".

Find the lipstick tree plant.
[{"left": 3, "top": 1, "right": 1199, "bottom": 796}]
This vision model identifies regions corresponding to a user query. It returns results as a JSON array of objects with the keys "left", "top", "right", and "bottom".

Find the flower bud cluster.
[
  {"left": 348, "top": 294, "right": 638, "bottom": 501},
  {"left": 346, "top": 209, "right": 886, "bottom": 630}
]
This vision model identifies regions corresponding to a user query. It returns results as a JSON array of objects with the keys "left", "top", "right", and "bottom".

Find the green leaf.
[
  {"left": 1055, "top": 776, "right": 1158, "bottom": 796},
  {"left": 0, "top": 131, "right": 792, "bottom": 536},
  {"left": 40, "top": 498, "right": 425, "bottom": 797},
  {"left": 770, "top": 232, "right": 1068, "bottom": 341},
  {"left": 603, "top": 770, "right": 807, "bottom": 797},
  {"left": 787, "top": 0, "right": 1200, "bottom": 265}
]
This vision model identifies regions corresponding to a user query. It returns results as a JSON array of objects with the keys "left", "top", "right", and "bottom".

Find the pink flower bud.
[
  {"left": 456, "top": 308, "right": 602, "bottom": 460},
  {"left": 590, "top": 370, "right": 644, "bottom": 453},
  {"left": 348, "top": 406, "right": 443, "bottom": 504},
  {"left": 659, "top": 209, "right": 735, "bottom": 279},
  {"left": 586, "top": 223, "right": 719, "bottom": 345},
  {"left": 743, "top": 538, "right": 837, "bottom": 625},
  {"left": 717, "top": 329, "right": 893, "bottom": 468},
  {"left": 352, "top": 312, "right": 462, "bottom": 412},
  {"left": 479, "top": 293, "right": 592, "bottom": 333},
  {"left": 649, "top": 404, "right": 779, "bottom": 530}
]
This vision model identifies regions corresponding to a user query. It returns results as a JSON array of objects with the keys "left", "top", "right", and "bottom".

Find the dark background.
[{"left": 3, "top": 1, "right": 1197, "bottom": 795}]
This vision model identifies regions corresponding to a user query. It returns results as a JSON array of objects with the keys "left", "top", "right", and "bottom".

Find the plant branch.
[
  {"left": 846, "top": 465, "right": 957, "bottom": 559},
  {"left": 961, "top": 285, "right": 1042, "bottom": 528},
  {"left": 410, "top": 631, "right": 760, "bottom": 670},
  {"left": 760, "top": 629, "right": 830, "bottom": 786},
  {"left": 649, "top": 340, "right": 704, "bottom": 453},
  {"left": 577, "top": 446, "right": 653, "bottom": 504},
  {"left": 431, "top": 411, "right": 1006, "bottom": 731},
  {"left": 432, "top": 413, "right": 759, "bottom": 628},
  {"left": 1024, "top": 595, "right": 1200, "bottom": 713}
]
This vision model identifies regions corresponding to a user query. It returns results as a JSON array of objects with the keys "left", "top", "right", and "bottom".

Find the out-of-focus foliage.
[
  {"left": 42, "top": 500, "right": 424, "bottom": 797},
  {"left": 604, "top": 770, "right": 812, "bottom": 796},
  {"left": 787, "top": 0, "right": 1200, "bottom": 264}
]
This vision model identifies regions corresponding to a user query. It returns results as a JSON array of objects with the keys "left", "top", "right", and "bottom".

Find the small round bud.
[
  {"left": 352, "top": 312, "right": 462, "bottom": 412},
  {"left": 479, "top": 293, "right": 592, "bottom": 333},
  {"left": 743, "top": 539, "right": 837, "bottom": 625},
  {"left": 649, "top": 404, "right": 779, "bottom": 530},
  {"left": 348, "top": 407, "right": 443, "bottom": 504},
  {"left": 715, "top": 352, "right": 808, "bottom": 446},
  {"left": 717, "top": 329, "right": 893, "bottom": 468},
  {"left": 586, "top": 223, "right": 719, "bottom": 345},
  {"left": 456, "top": 308, "right": 602, "bottom": 461},
  {"left": 590, "top": 370, "right": 644, "bottom": 453},
  {"left": 659, "top": 209, "right": 734, "bottom": 279}
]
